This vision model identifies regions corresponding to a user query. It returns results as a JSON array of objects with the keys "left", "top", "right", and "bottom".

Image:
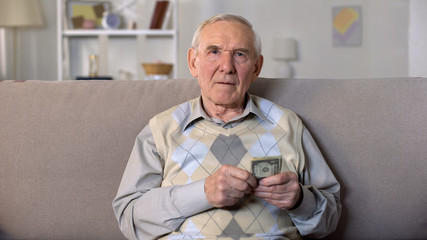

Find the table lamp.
[
  {"left": 0, "top": 0, "right": 44, "bottom": 80},
  {"left": 273, "top": 37, "right": 297, "bottom": 78}
]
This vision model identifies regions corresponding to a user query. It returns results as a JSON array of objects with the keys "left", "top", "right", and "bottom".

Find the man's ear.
[
  {"left": 187, "top": 48, "right": 198, "bottom": 78},
  {"left": 252, "top": 54, "right": 264, "bottom": 81}
]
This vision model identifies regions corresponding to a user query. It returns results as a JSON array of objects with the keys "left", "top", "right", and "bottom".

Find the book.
[
  {"left": 161, "top": 0, "right": 173, "bottom": 29},
  {"left": 149, "top": 0, "right": 170, "bottom": 29}
]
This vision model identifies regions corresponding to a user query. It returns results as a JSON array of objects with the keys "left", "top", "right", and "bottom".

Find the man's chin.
[{"left": 211, "top": 96, "right": 243, "bottom": 107}]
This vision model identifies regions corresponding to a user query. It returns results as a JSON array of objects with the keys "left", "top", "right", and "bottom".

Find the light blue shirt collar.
[{"left": 183, "top": 94, "right": 272, "bottom": 130}]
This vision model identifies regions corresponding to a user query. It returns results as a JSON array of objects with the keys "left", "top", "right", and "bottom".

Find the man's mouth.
[{"left": 216, "top": 81, "right": 235, "bottom": 85}]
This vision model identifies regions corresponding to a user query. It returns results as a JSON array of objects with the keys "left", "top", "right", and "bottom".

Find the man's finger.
[
  {"left": 226, "top": 165, "right": 258, "bottom": 189},
  {"left": 259, "top": 172, "right": 297, "bottom": 186}
]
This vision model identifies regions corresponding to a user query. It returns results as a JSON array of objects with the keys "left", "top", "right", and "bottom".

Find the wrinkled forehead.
[{"left": 199, "top": 21, "right": 256, "bottom": 52}]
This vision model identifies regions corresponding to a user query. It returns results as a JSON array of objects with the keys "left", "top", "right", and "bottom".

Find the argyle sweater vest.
[{"left": 149, "top": 95, "right": 305, "bottom": 240}]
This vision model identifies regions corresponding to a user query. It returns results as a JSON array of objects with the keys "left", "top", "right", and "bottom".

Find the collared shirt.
[
  {"left": 184, "top": 95, "right": 271, "bottom": 129},
  {"left": 112, "top": 95, "right": 341, "bottom": 240}
]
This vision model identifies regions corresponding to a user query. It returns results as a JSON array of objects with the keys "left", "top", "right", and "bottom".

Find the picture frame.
[
  {"left": 66, "top": 1, "right": 111, "bottom": 29},
  {"left": 332, "top": 6, "right": 363, "bottom": 47}
]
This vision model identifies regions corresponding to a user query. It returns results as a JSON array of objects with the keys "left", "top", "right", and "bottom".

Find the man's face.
[{"left": 188, "top": 21, "right": 263, "bottom": 108}]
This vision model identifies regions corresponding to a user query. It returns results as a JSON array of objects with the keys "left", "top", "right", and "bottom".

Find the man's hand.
[
  {"left": 205, "top": 165, "right": 258, "bottom": 208},
  {"left": 253, "top": 172, "right": 302, "bottom": 210}
]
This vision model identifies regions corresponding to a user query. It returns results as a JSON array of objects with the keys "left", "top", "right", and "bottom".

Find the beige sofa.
[{"left": 0, "top": 78, "right": 426, "bottom": 240}]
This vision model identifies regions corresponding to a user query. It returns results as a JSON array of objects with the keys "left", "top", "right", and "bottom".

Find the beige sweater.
[{"left": 150, "top": 96, "right": 305, "bottom": 239}]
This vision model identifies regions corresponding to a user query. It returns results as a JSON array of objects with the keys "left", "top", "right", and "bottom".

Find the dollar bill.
[{"left": 251, "top": 156, "right": 282, "bottom": 180}]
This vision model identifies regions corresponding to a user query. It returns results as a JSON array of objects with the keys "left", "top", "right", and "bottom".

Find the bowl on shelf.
[{"left": 142, "top": 63, "right": 173, "bottom": 76}]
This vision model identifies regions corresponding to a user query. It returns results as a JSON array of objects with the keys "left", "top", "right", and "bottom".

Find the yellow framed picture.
[{"left": 67, "top": 1, "right": 111, "bottom": 29}]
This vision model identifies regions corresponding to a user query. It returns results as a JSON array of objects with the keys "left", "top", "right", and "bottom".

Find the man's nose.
[{"left": 219, "top": 51, "right": 236, "bottom": 74}]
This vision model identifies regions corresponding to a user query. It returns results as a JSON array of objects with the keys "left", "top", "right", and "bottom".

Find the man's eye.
[
  {"left": 234, "top": 51, "right": 248, "bottom": 63},
  {"left": 235, "top": 52, "right": 245, "bottom": 57},
  {"left": 234, "top": 51, "right": 248, "bottom": 59},
  {"left": 211, "top": 49, "right": 219, "bottom": 54}
]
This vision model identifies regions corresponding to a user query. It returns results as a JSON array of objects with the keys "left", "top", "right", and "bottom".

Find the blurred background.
[{"left": 0, "top": 0, "right": 426, "bottom": 81}]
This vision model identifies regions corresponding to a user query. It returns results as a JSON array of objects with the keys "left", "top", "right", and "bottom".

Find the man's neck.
[{"left": 202, "top": 97, "right": 246, "bottom": 123}]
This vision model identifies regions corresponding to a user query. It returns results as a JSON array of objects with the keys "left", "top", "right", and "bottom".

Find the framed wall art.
[
  {"left": 67, "top": 1, "right": 111, "bottom": 29},
  {"left": 332, "top": 6, "right": 362, "bottom": 47}
]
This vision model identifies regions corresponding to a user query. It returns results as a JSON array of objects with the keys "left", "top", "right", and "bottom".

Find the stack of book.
[{"left": 149, "top": 0, "right": 170, "bottom": 29}]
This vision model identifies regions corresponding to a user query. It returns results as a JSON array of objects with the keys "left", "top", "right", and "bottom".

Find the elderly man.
[{"left": 113, "top": 14, "right": 341, "bottom": 240}]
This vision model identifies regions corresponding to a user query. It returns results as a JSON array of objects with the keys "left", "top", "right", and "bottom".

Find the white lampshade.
[
  {"left": 0, "top": 0, "right": 44, "bottom": 27},
  {"left": 273, "top": 37, "right": 297, "bottom": 60}
]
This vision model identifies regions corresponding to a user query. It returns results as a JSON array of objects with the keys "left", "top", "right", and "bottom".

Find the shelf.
[
  {"left": 57, "top": 0, "right": 179, "bottom": 81},
  {"left": 62, "top": 29, "right": 177, "bottom": 37}
]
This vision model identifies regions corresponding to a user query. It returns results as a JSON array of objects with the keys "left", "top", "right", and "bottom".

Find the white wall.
[
  {"left": 0, "top": 0, "right": 425, "bottom": 80},
  {"left": 177, "top": 0, "right": 410, "bottom": 79},
  {"left": 409, "top": 0, "right": 427, "bottom": 77}
]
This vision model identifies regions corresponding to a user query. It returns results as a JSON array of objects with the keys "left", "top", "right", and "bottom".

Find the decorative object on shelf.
[
  {"left": 102, "top": 11, "right": 121, "bottom": 29},
  {"left": 89, "top": 54, "right": 99, "bottom": 77},
  {"left": 102, "top": 0, "right": 140, "bottom": 30},
  {"left": 127, "top": 20, "right": 137, "bottom": 29},
  {"left": 119, "top": 69, "right": 133, "bottom": 81},
  {"left": 82, "top": 19, "right": 96, "bottom": 29},
  {"left": 67, "top": 1, "right": 111, "bottom": 29},
  {"left": 142, "top": 62, "right": 172, "bottom": 80},
  {"left": 272, "top": 37, "right": 297, "bottom": 78},
  {"left": 115, "top": 0, "right": 139, "bottom": 28},
  {"left": 0, "top": 0, "right": 44, "bottom": 80},
  {"left": 149, "top": 0, "right": 170, "bottom": 29},
  {"left": 76, "top": 76, "right": 113, "bottom": 80}
]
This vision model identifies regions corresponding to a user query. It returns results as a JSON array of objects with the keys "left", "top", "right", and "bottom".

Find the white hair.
[{"left": 191, "top": 14, "right": 262, "bottom": 58}]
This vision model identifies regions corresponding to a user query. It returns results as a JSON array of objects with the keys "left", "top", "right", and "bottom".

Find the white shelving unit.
[{"left": 57, "top": 0, "right": 178, "bottom": 81}]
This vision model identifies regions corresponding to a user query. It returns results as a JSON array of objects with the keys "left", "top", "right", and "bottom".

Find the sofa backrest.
[
  {"left": 0, "top": 78, "right": 426, "bottom": 239},
  {"left": 250, "top": 78, "right": 427, "bottom": 239}
]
